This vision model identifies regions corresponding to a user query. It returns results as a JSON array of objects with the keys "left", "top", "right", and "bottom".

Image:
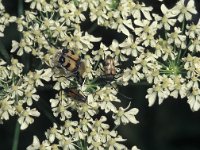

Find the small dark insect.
[
  {"left": 96, "top": 55, "right": 117, "bottom": 82},
  {"left": 103, "top": 55, "right": 116, "bottom": 81},
  {"left": 96, "top": 55, "right": 133, "bottom": 100},
  {"left": 104, "top": 55, "right": 116, "bottom": 75},
  {"left": 64, "top": 88, "right": 87, "bottom": 102}
]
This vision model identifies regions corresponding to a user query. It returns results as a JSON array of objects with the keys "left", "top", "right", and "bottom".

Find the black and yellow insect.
[
  {"left": 55, "top": 49, "right": 85, "bottom": 84},
  {"left": 58, "top": 49, "right": 81, "bottom": 73}
]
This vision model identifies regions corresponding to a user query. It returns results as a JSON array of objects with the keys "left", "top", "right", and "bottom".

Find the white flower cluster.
[
  {"left": 117, "top": 0, "right": 200, "bottom": 112},
  {"left": 1, "top": 0, "right": 141, "bottom": 149},
  {"left": 0, "top": 0, "right": 16, "bottom": 37},
  {"left": 0, "top": 58, "right": 52, "bottom": 129},
  {"left": 1, "top": 0, "right": 200, "bottom": 149}
]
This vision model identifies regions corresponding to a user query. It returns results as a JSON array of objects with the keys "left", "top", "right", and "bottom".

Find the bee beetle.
[
  {"left": 58, "top": 49, "right": 81, "bottom": 74},
  {"left": 64, "top": 88, "right": 86, "bottom": 102},
  {"left": 54, "top": 49, "right": 85, "bottom": 84}
]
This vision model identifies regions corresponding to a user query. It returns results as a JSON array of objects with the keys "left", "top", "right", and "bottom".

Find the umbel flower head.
[
  {"left": 1, "top": 0, "right": 200, "bottom": 149},
  {"left": 1, "top": 0, "right": 140, "bottom": 149}
]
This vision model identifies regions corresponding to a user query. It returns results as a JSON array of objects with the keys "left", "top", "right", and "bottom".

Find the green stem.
[
  {"left": 88, "top": 23, "right": 98, "bottom": 34},
  {"left": 79, "top": 140, "right": 84, "bottom": 150},
  {"left": 181, "top": 40, "right": 192, "bottom": 60},
  {"left": 12, "top": 2, "right": 23, "bottom": 149},
  {"left": 181, "top": 17, "right": 186, "bottom": 34},
  {"left": 12, "top": 121, "right": 20, "bottom": 150},
  {"left": 18, "top": 0, "right": 23, "bottom": 17},
  {"left": 0, "top": 41, "right": 10, "bottom": 61},
  {"left": 164, "top": 29, "right": 167, "bottom": 40},
  {"left": 94, "top": 59, "right": 100, "bottom": 70},
  {"left": 36, "top": 98, "right": 57, "bottom": 123},
  {"left": 113, "top": 124, "right": 119, "bottom": 130}
]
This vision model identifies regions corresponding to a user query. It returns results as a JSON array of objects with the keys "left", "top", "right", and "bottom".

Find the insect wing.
[{"left": 65, "top": 88, "right": 86, "bottom": 102}]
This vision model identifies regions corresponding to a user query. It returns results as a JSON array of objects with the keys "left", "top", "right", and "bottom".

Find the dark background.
[{"left": 1, "top": 0, "right": 200, "bottom": 150}]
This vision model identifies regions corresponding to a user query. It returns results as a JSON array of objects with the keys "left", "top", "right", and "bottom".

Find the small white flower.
[
  {"left": 170, "top": 75, "right": 187, "bottom": 99},
  {"left": 23, "top": 86, "right": 39, "bottom": 106},
  {"left": 113, "top": 103, "right": 139, "bottom": 125},
  {"left": 50, "top": 94, "right": 72, "bottom": 121},
  {"left": 132, "top": 146, "right": 140, "bottom": 150},
  {"left": 59, "top": 136, "right": 77, "bottom": 150},
  {"left": 89, "top": 2, "right": 109, "bottom": 25},
  {"left": 17, "top": 106, "right": 40, "bottom": 130},
  {"left": 188, "top": 36, "right": 200, "bottom": 52},
  {"left": 0, "top": 96, "right": 15, "bottom": 120},
  {"left": 120, "top": 36, "right": 144, "bottom": 57},
  {"left": 68, "top": 3, "right": 86, "bottom": 23},
  {"left": 25, "top": 69, "right": 52, "bottom": 87},
  {"left": 9, "top": 84, "right": 24, "bottom": 99},
  {"left": 45, "top": 123, "right": 62, "bottom": 143},
  {"left": 93, "top": 87, "right": 119, "bottom": 113},
  {"left": 81, "top": 55, "right": 95, "bottom": 79},
  {"left": 106, "top": 135, "right": 127, "bottom": 150},
  {"left": 67, "top": 29, "right": 101, "bottom": 53},
  {"left": 186, "top": 20, "right": 200, "bottom": 38},
  {"left": 134, "top": 19, "right": 157, "bottom": 47},
  {"left": 78, "top": 103, "right": 97, "bottom": 119},
  {"left": 79, "top": 118, "right": 92, "bottom": 132},
  {"left": 88, "top": 139, "right": 104, "bottom": 150},
  {"left": 120, "top": 66, "right": 144, "bottom": 85},
  {"left": 11, "top": 39, "right": 32, "bottom": 56},
  {"left": 115, "top": 17, "right": 134, "bottom": 36},
  {"left": 7, "top": 58, "right": 24, "bottom": 75},
  {"left": 146, "top": 81, "right": 170, "bottom": 106},
  {"left": 174, "top": 0, "right": 197, "bottom": 22},
  {"left": 153, "top": 4, "right": 177, "bottom": 30},
  {"left": 25, "top": 0, "right": 46, "bottom": 11},
  {"left": 40, "top": 68, "right": 53, "bottom": 81},
  {"left": 27, "top": 136, "right": 51, "bottom": 150},
  {"left": 132, "top": 2, "right": 152, "bottom": 20},
  {"left": 92, "top": 116, "right": 109, "bottom": 131},
  {"left": 53, "top": 76, "right": 71, "bottom": 90},
  {"left": 73, "top": 126, "right": 86, "bottom": 140},
  {"left": 110, "top": 40, "right": 127, "bottom": 61},
  {"left": 167, "top": 27, "right": 186, "bottom": 49},
  {"left": 92, "top": 43, "right": 110, "bottom": 61},
  {"left": 187, "top": 87, "right": 200, "bottom": 111},
  {"left": 61, "top": 120, "right": 78, "bottom": 135}
]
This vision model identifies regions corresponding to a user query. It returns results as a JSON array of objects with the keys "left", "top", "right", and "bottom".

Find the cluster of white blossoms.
[
  {"left": 118, "top": 0, "right": 200, "bottom": 112},
  {"left": 0, "top": 0, "right": 16, "bottom": 37},
  {"left": 0, "top": 58, "right": 52, "bottom": 129},
  {"left": 1, "top": 0, "right": 200, "bottom": 149}
]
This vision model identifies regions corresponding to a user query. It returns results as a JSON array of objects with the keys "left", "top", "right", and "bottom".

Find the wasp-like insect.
[{"left": 64, "top": 88, "right": 87, "bottom": 102}]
